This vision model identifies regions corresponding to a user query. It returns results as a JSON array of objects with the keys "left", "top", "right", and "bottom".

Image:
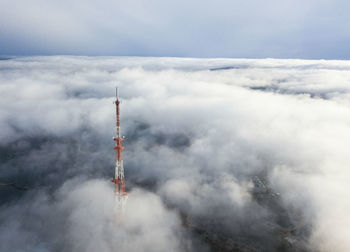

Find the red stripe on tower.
[{"left": 112, "top": 87, "right": 128, "bottom": 217}]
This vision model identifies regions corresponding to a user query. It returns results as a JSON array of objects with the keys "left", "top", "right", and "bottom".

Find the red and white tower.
[{"left": 112, "top": 88, "right": 128, "bottom": 216}]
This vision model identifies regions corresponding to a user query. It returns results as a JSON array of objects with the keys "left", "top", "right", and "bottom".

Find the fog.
[{"left": 0, "top": 56, "right": 350, "bottom": 251}]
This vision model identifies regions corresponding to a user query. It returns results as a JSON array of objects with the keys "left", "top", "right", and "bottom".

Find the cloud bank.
[
  {"left": 1, "top": 0, "right": 350, "bottom": 58},
  {"left": 1, "top": 56, "right": 350, "bottom": 251}
]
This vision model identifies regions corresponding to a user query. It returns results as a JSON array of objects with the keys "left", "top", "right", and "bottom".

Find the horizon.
[{"left": 3, "top": 54, "right": 350, "bottom": 61}]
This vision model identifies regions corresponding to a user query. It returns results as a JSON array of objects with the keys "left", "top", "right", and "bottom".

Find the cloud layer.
[
  {"left": 1, "top": 56, "right": 350, "bottom": 251},
  {"left": 1, "top": 0, "right": 350, "bottom": 58}
]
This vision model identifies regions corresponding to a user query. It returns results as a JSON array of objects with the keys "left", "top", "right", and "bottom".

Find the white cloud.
[
  {"left": 1, "top": 56, "right": 350, "bottom": 251},
  {"left": 0, "top": 179, "right": 190, "bottom": 252}
]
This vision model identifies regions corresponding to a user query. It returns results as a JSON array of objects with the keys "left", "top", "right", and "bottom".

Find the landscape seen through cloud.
[{"left": 0, "top": 56, "right": 350, "bottom": 251}]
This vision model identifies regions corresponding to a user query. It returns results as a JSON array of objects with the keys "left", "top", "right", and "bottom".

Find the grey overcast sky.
[{"left": 0, "top": 0, "right": 349, "bottom": 59}]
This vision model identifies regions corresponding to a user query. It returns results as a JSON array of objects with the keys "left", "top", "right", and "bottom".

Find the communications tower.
[{"left": 112, "top": 88, "right": 128, "bottom": 216}]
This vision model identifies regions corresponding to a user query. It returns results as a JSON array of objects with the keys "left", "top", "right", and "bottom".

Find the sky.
[
  {"left": 1, "top": 56, "right": 350, "bottom": 251},
  {"left": 1, "top": 0, "right": 350, "bottom": 58}
]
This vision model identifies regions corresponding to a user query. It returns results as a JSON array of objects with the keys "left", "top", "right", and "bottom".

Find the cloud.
[
  {"left": 0, "top": 1, "right": 350, "bottom": 58},
  {"left": 0, "top": 179, "right": 192, "bottom": 252},
  {"left": 0, "top": 56, "right": 350, "bottom": 251}
]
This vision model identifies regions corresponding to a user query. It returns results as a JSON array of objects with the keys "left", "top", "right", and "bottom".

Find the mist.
[{"left": 1, "top": 56, "right": 350, "bottom": 251}]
